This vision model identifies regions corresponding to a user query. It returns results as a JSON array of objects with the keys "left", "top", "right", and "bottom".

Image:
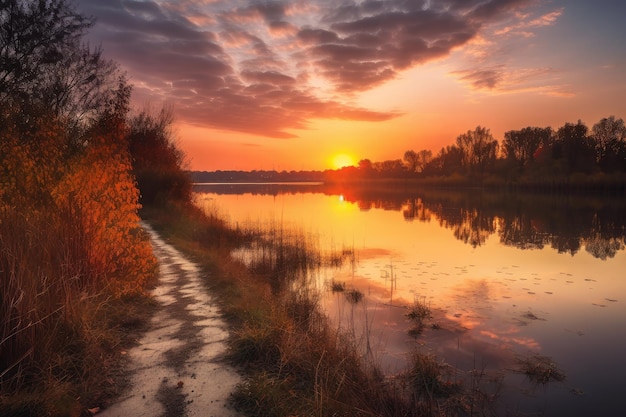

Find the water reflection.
[
  {"left": 194, "top": 183, "right": 626, "bottom": 259},
  {"left": 193, "top": 183, "right": 626, "bottom": 416}
]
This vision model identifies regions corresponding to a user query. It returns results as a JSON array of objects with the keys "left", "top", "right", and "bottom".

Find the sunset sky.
[{"left": 78, "top": 0, "right": 626, "bottom": 171}]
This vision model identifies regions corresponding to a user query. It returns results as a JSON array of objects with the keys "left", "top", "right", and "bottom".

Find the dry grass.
[
  {"left": 0, "top": 203, "right": 157, "bottom": 416},
  {"left": 406, "top": 297, "right": 432, "bottom": 336},
  {"left": 345, "top": 289, "right": 365, "bottom": 304},
  {"left": 329, "top": 280, "right": 346, "bottom": 292}
]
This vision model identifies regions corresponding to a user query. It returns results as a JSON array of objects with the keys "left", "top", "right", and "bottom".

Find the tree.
[
  {"left": 373, "top": 159, "right": 406, "bottom": 177},
  {"left": 0, "top": 0, "right": 91, "bottom": 95},
  {"left": 455, "top": 126, "right": 499, "bottom": 175},
  {"left": 358, "top": 158, "right": 375, "bottom": 177},
  {"left": 424, "top": 145, "right": 463, "bottom": 175},
  {"left": 39, "top": 44, "right": 122, "bottom": 134},
  {"left": 553, "top": 120, "right": 596, "bottom": 174},
  {"left": 1, "top": 0, "right": 124, "bottom": 143},
  {"left": 403, "top": 150, "right": 419, "bottom": 173},
  {"left": 127, "top": 107, "right": 192, "bottom": 205},
  {"left": 591, "top": 116, "right": 626, "bottom": 172},
  {"left": 416, "top": 149, "right": 433, "bottom": 173},
  {"left": 503, "top": 126, "right": 552, "bottom": 172},
  {"left": 403, "top": 149, "right": 432, "bottom": 174}
]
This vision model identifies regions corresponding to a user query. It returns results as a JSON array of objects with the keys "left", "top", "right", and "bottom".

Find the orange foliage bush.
[
  {"left": 52, "top": 136, "right": 156, "bottom": 296},
  {"left": 0, "top": 113, "right": 156, "bottom": 401}
]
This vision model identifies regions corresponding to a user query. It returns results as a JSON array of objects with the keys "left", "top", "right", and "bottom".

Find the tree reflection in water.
[
  {"left": 348, "top": 188, "right": 625, "bottom": 259},
  {"left": 194, "top": 183, "right": 626, "bottom": 259}
]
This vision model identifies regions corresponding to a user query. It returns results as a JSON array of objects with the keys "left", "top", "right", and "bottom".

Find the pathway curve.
[{"left": 100, "top": 222, "right": 242, "bottom": 417}]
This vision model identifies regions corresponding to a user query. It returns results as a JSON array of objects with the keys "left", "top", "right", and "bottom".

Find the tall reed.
[
  {"left": 1, "top": 206, "right": 79, "bottom": 379},
  {"left": 1, "top": 198, "right": 156, "bottom": 414}
]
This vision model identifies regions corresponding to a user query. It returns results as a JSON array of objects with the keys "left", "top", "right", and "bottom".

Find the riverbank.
[{"left": 141, "top": 202, "right": 501, "bottom": 417}]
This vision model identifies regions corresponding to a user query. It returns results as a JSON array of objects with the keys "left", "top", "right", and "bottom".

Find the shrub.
[{"left": 0, "top": 112, "right": 156, "bottom": 413}]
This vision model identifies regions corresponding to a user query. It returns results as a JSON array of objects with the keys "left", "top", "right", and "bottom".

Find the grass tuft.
[
  {"left": 345, "top": 289, "right": 364, "bottom": 304},
  {"left": 329, "top": 280, "right": 346, "bottom": 292},
  {"left": 405, "top": 298, "right": 432, "bottom": 336},
  {"left": 515, "top": 354, "right": 565, "bottom": 384}
]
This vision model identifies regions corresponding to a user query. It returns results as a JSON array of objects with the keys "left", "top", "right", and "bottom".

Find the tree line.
[
  {"left": 345, "top": 119, "right": 626, "bottom": 184},
  {"left": 195, "top": 118, "right": 625, "bottom": 190}
]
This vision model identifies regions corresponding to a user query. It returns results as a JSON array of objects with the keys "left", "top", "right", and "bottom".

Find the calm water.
[{"left": 193, "top": 183, "right": 626, "bottom": 416}]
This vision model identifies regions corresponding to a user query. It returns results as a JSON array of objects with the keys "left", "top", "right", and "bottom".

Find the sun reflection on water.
[{"left": 193, "top": 186, "right": 626, "bottom": 416}]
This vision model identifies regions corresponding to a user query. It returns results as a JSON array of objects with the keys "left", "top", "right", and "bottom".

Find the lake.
[{"left": 193, "top": 183, "right": 626, "bottom": 416}]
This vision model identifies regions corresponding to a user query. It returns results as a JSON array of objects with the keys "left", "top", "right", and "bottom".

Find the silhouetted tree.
[
  {"left": 425, "top": 145, "right": 463, "bottom": 175},
  {"left": 326, "top": 114, "right": 626, "bottom": 189},
  {"left": 591, "top": 116, "right": 626, "bottom": 172},
  {"left": 503, "top": 126, "right": 552, "bottom": 172},
  {"left": 403, "top": 150, "right": 419, "bottom": 173},
  {"left": 455, "top": 126, "right": 499, "bottom": 175},
  {"left": 0, "top": 0, "right": 90, "bottom": 95},
  {"left": 1, "top": 0, "right": 127, "bottom": 145},
  {"left": 553, "top": 120, "right": 596, "bottom": 174},
  {"left": 358, "top": 158, "right": 375, "bottom": 177},
  {"left": 374, "top": 159, "right": 406, "bottom": 178},
  {"left": 416, "top": 149, "right": 433, "bottom": 173},
  {"left": 126, "top": 107, "right": 192, "bottom": 205}
]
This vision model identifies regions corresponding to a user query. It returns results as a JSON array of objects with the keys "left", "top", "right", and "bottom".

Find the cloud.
[
  {"left": 528, "top": 8, "right": 564, "bottom": 27},
  {"left": 78, "top": 0, "right": 543, "bottom": 138},
  {"left": 495, "top": 7, "right": 563, "bottom": 36},
  {"left": 453, "top": 66, "right": 506, "bottom": 90},
  {"left": 452, "top": 66, "right": 575, "bottom": 98},
  {"left": 240, "top": 70, "right": 296, "bottom": 85},
  {"left": 452, "top": 6, "right": 567, "bottom": 94}
]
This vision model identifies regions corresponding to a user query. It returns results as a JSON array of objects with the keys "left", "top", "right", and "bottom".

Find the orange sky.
[{"left": 79, "top": 0, "right": 626, "bottom": 171}]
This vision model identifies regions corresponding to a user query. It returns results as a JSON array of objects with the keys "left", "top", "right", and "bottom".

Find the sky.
[{"left": 77, "top": 0, "right": 626, "bottom": 171}]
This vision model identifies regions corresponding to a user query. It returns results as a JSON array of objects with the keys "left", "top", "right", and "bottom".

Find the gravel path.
[{"left": 100, "top": 222, "right": 242, "bottom": 417}]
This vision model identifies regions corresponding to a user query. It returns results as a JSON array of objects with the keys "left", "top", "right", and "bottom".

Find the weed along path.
[{"left": 100, "top": 222, "right": 242, "bottom": 417}]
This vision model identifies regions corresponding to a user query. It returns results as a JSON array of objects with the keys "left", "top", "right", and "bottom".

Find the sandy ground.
[{"left": 99, "top": 223, "right": 243, "bottom": 417}]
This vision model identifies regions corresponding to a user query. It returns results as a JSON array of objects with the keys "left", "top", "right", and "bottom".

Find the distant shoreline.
[
  {"left": 191, "top": 174, "right": 626, "bottom": 195},
  {"left": 193, "top": 181, "right": 324, "bottom": 186}
]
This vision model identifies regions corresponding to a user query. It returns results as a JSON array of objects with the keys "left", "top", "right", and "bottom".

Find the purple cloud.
[
  {"left": 453, "top": 67, "right": 506, "bottom": 90},
  {"left": 78, "top": 0, "right": 539, "bottom": 138}
]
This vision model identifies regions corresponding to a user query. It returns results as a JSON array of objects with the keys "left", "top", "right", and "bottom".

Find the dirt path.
[{"left": 100, "top": 222, "right": 242, "bottom": 417}]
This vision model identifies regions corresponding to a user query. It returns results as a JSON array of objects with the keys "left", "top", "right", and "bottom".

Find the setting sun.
[
  {"left": 331, "top": 153, "right": 356, "bottom": 169},
  {"left": 79, "top": 1, "right": 626, "bottom": 171}
]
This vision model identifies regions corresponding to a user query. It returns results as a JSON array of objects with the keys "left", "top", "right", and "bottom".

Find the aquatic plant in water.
[{"left": 515, "top": 354, "right": 565, "bottom": 384}]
